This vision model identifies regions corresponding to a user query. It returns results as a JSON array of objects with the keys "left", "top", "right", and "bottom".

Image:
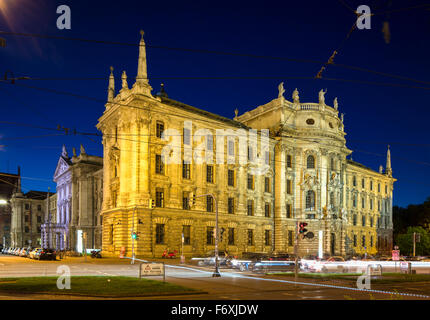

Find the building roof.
[
  {"left": 159, "top": 96, "right": 250, "bottom": 130},
  {"left": 24, "top": 191, "right": 51, "bottom": 200},
  {"left": 347, "top": 159, "right": 381, "bottom": 176}
]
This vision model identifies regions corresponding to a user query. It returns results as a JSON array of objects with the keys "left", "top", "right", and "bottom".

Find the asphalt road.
[{"left": 0, "top": 254, "right": 429, "bottom": 300}]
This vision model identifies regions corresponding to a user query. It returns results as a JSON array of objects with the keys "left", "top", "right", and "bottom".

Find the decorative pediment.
[{"left": 53, "top": 157, "right": 71, "bottom": 180}]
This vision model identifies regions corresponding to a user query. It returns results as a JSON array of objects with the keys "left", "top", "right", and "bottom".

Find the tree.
[{"left": 395, "top": 226, "right": 430, "bottom": 256}]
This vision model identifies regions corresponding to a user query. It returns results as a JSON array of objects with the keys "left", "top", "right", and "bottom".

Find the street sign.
[
  {"left": 392, "top": 249, "right": 400, "bottom": 261},
  {"left": 139, "top": 263, "right": 165, "bottom": 281},
  {"left": 400, "top": 261, "right": 411, "bottom": 274}
]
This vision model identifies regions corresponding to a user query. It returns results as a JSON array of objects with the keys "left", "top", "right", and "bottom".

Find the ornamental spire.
[
  {"left": 385, "top": 145, "right": 392, "bottom": 177},
  {"left": 136, "top": 30, "right": 148, "bottom": 85},
  {"left": 108, "top": 66, "right": 115, "bottom": 102}
]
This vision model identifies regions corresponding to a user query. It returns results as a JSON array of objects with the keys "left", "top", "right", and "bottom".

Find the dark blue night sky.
[{"left": 0, "top": 0, "right": 429, "bottom": 207}]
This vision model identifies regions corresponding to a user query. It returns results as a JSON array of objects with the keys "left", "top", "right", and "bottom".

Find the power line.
[{"left": 1, "top": 30, "right": 429, "bottom": 86}]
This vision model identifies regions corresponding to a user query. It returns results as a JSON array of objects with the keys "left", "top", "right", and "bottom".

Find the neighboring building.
[
  {"left": 97, "top": 32, "right": 395, "bottom": 258},
  {"left": 44, "top": 145, "right": 103, "bottom": 252},
  {"left": 0, "top": 169, "right": 20, "bottom": 247},
  {"left": 10, "top": 187, "right": 49, "bottom": 248}
]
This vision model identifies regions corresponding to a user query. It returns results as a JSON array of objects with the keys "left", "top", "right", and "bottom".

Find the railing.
[{"left": 300, "top": 103, "right": 319, "bottom": 111}]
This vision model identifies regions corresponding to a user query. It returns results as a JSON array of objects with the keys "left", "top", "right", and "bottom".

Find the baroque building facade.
[
  {"left": 41, "top": 145, "right": 103, "bottom": 251},
  {"left": 97, "top": 32, "right": 395, "bottom": 258}
]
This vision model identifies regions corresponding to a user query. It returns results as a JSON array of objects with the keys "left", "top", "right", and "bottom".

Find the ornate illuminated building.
[
  {"left": 43, "top": 145, "right": 103, "bottom": 251},
  {"left": 97, "top": 32, "right": 395, "bottom": 258}
]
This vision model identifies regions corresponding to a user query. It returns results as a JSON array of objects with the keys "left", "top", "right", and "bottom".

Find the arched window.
[
  {"left": 306, "top": 190, "right": 315, "bottom": 210},
  {"left": 307, "top": 155, "right": 315, "bottom": 169}
]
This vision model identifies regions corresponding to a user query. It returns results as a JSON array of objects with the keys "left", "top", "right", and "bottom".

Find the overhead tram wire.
[{"left": 1, "top": 30, "right": 429, "bottom": 86}]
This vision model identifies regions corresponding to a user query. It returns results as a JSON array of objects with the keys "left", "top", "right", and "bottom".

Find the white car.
[{"left": 306, "top": 256, "right": 349, "bottom": 273}]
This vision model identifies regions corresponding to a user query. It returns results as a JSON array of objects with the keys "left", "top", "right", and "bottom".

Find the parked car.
[
  {"left": 39, "top": 249, "right": 57, "bottom": 261},
  {"left": 29, "top": 248, "right": 42, "bottom": 259}
]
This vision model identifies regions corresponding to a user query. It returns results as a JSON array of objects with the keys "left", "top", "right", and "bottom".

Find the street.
[{"left": 0, "top": 254, "right": 429, "bottom": 300}]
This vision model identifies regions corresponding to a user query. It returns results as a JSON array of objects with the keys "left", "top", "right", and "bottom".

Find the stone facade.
[
  {"left": 10, "top": 189, "right": 49, "bottom": 248},
  {"left": 0, "top": 170, "right": 19, "bottom": 247},
  {"left": 97, "top": 32, "right": 395, "bottom": 258},
  {"left": 44, "top": 145, "right": 103, "bottom": 252}
]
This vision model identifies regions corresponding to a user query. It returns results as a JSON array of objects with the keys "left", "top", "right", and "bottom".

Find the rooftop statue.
[
  {"left": 278, "top": 82, "right": 285, "bottom": 99},
  {"left": 292, "top": 88, "right": 300, "bottom": 104},
  {"left": 333, "top": 97, "right": 338, "bottom": 110},
  {"left": 319, "top": 89, "right": 327, "bottom": 105}
]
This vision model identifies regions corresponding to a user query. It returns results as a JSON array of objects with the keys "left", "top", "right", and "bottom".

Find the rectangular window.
[
  {"left": 264, "top": 177, "right": 270, "bottom": 193},
  {"left": 25, "top": 215, "right": 29, "bottom": 222},
  {"left": 25, "top": 226, "right": 29, "bottom": 233},
  {"left": 362, "top": 197, "right": 365, "bottom": 209},
  {"left": 248, "top": 146, "right": 253, "bottom": 161},
  {"left": 182, "top": 225, "right": 191, "bottom": 245},
  {"left": 247, "top": 174, "right": 254, "bottom": 190},
  {"left": 370, "top": 217, "right": 374, "bottom": 227},
  {"left": 206, "top": 165, "right": 214, "bottom": 183},
  {"left": 182, "top": 192, "right": 190, "bottom": 210},
  {"left": 265, "top": 151, "right": 270, "bottom": 165},
  {"left": 353, "top": 195, "right": 357, "bottom": 208},
  {"left": 155, "top": 154, "right": 164, "bottom": 174},
  {"left": 207, "top": 227, "right": 214, "bottom": 245},
  {"left": 206, "top": 195, "right": 214, "bottom": 212},
  {"left": 362, "top": 235, "right": 366, "bottom": 247},
  {"left": 228, "top": 170, "right": 235, "bottom": 187},
  {"left": 378, "top": 183, "right": 381, "bottom": 193},
  {"left": 371, "top": 236, "right": 374, "bottom": 247},
  {"left": 228, "top": 228, "right": 235, "bottom": 245},
  {"left": 182, "top": 161, "right": 190, "bottom": 179},
  {"left": 385, "top": 185, "right": 388, "bottom": 194},
  {"left": 37, "top": 216, "right": 42, "bottom": 223},
  {"left": 155, "top": 189, "right": 164, "bottom": 208},
  {"left": 265, "top": 230, "right": 271, "bottom": 246},
  {"left": 155, "top": 224, "right": 165, "bottom": 244},
  {"left": 247, "top": 200, "right": 254, "bottom": 216},
  {"left": 362, "top": 179, "right": 365, "bottom": 189},
  {"left": 287, "top": 155, "right": 292, "bottom": 168},
  {"left": 206, "top": 134, "right": 213, "bottom": 151},
  {"left": 286, "top": 204, "right": 292, "bottom": 218},
  {"left": 288, "top": 230, "right": 293, "bottom": 246},
  {"left": 247, "top": 229, "right": 254, "bottom": 246},
  {"left": 287, "top": 179, "right": 292, "bottom": 194},
  {"left": 25, "top": 203, "right": 29, "bottom": 210},
  {"left": 353, "top": 215, "right": 357, "bottom": 226},
  {"left": 37, "top": 205, "right": 42, "bottom": 211},
  {"left": 156, "top": 121, "right": 164, "bottom": 138},
  {"left": 228, "top": 140, "right": 235, "bottom": 156},
  {"left": 183, "top": 128, "right": 191, "bottom": 145},
  {"left": 264, "top": 203, "right": 270, "bottom": 217},
  {"left": 353, "top": 235, "right": 357, "bottom": 247},
  {"left": 370, "top": 199, "right": 373, "bottom": 210},
  {"left": 362, "top": 215, "right": 366, "bottom": 226},
  {"left": 228, "top": 198, "right": 234, "bottom": 214},
  {"left": 370, "top": 181, "right": 373, "bottom": 191}
]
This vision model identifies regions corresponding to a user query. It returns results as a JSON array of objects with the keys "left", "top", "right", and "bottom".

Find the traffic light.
[
  {"left": 192, "top": 194, "right": 196, "bottom": 206},
  {"left": 149, "top": 199, "right": 155, "bottom": 209},
  {"left": 299, "top": 222, "right": 308, "bottom": 234},
  {"left": 131, "top": 232, "right": 138, "bottom": 240}
]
